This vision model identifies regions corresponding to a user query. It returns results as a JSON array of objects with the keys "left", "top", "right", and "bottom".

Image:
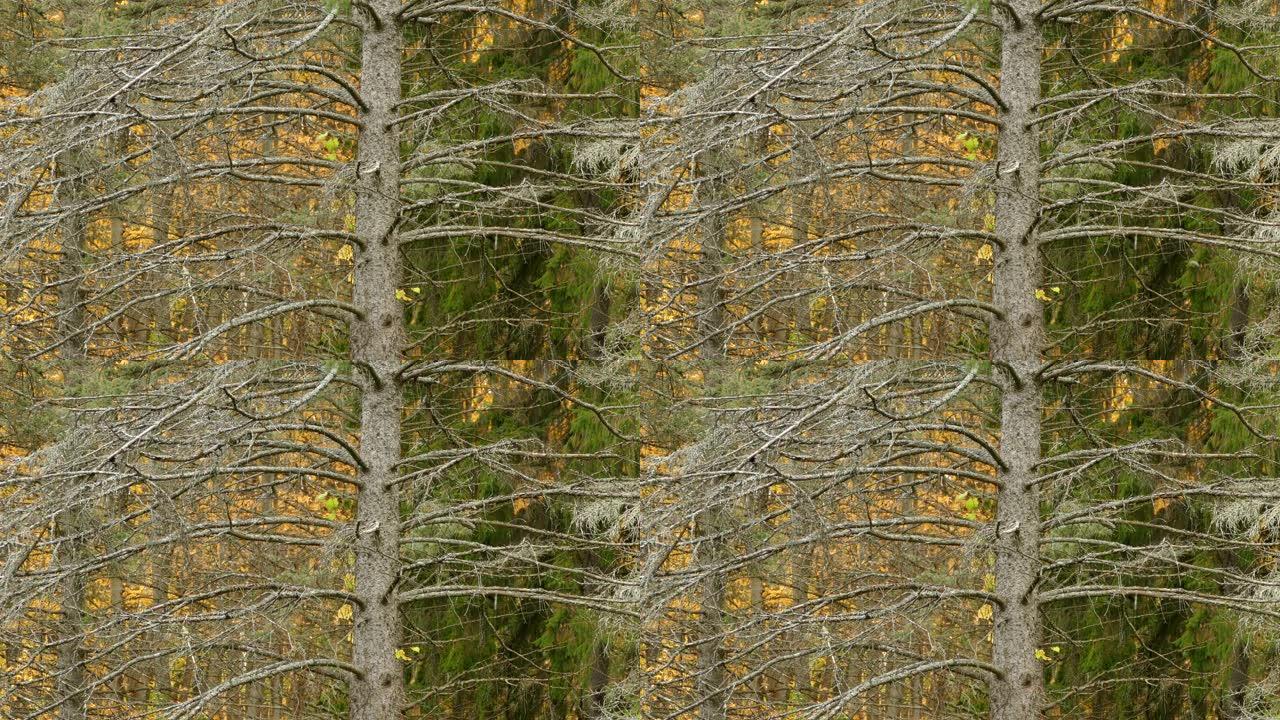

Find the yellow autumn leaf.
[
  {"left": 974, "top": 243, "right": 993, "bottom": 264},
  {"left": 335, "top": 244, "right": 354, "bottom": 262}
]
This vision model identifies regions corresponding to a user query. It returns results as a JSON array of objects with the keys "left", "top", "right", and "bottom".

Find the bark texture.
[
  {"left": 989, "top": 2, "right": 1046, "bottom": 719},
  {"left": 350, "top": 2, "right": 407, "bottom": 719}
]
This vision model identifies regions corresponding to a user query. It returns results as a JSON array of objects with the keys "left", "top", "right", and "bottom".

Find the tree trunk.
[
  {"left": 148, "top": 538, "right": 173, "bottom": 708},
  {"left": 144, "top": 148, "right": 174, "bottom": 348},
  {"left": 1222, "top": 637, "right": 1250, "bottom": 719},
  {"left": 53, "top": 510, "right": 88, "bottom": 720},
  {"left": 54, "top": 151, "right": 90, "bottom": 720},
  {"left": 988, "top": 3, "right": 1046, "bottom": 720},
  {"left": 583, "top": 638, "right": 611, "bottom": 720},
  {"left": 789, "top": 543, "right": 812, "bottom": 709},
  {"left": 109, "top": 488, "right": 127, "bottom": 704},
  {"left": 747, "top": 485, "right": 766, "bottom": 704},
  {"left": 348, "top": 3, "right": 407, "bottom": 720},
  {"left": 693, "top": 160, "right": 730, "bottom": 720},
  {"left": 695, "top": 523, "right": 729, "bottom": 720},
  {"left": 786, "top": 190, "right": 811, "bottom": 348}
]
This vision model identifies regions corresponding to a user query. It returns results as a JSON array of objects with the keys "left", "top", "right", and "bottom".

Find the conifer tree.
[
  {"left": 0, "top": 1, "right": 633, "bottom": 717},
  {"left": 631, "top": 1, "right": 1280, "bottom": 718}
]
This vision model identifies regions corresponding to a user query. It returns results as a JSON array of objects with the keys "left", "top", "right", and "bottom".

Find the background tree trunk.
[{"left": 53, "top": 149, "right": 90, "bottom": 720}]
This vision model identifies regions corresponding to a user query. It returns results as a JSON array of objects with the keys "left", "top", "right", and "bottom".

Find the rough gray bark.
[
  {"left": 348, "top": 1, "right": 407, "bottom": 719},
  {"left": 988, "top": 2, "right": 1045, "bottom": 719}
]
